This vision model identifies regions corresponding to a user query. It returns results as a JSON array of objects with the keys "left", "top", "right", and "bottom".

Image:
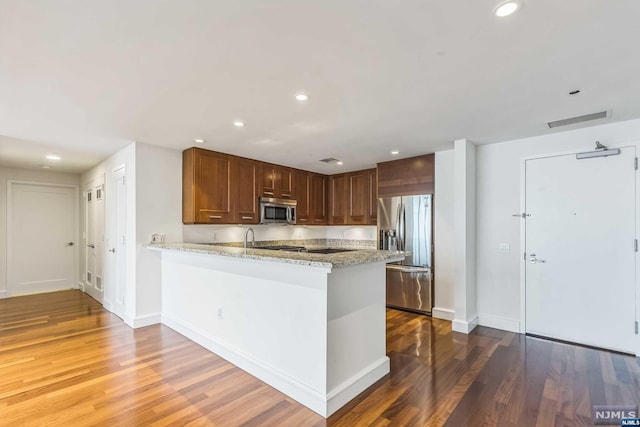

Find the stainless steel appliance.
[
  {"left": 259, "top": 197, "right": 297, "bottom": 225},
  {"left": 378, "top": 194, "right": 433, "bottom": 314}
]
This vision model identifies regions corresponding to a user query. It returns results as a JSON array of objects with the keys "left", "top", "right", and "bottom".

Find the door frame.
[
  {"left": 519, "top": 143, "right": 640, "bottom": 355},
  {"left": 6, "top": 180, "right": 80, "bottom": 297}
]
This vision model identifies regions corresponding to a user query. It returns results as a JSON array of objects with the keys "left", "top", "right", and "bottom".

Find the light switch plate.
[{"left": 499, "top": 243, "right": 510, "bottom": 253}]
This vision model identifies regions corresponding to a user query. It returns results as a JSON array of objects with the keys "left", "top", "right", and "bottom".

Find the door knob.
[
  {"left": 529, "top": 254, "right": 546, "bottom": 264},
  {"left": 87, "top": 244, "right": 95, "bottom": 249},
  {"left": 109, "top": 248, "right": 116, "bottom": 253},
  {"left": 65, "top": 242, "right": 74, "bottom": 247}
]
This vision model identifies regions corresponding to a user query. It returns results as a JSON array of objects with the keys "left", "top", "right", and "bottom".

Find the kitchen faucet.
[{"left": 244, "top": 227, "right": 255, "bottom": 249}]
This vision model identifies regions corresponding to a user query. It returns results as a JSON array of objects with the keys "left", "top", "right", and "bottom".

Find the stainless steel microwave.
[{"left": 259, "top": 197, "right": 297, "bottom": 225}]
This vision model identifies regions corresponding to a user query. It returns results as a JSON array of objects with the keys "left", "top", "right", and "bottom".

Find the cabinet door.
[
  {"left": 196, "top": 150, "right": 233, "bottom": 223},
  {"left": 234, "top": 157, "right": 259, "bottom": 224},
  {"left": 310, "top": 174, "right": 328, "bottom": 224},
  {"left": 279, "top": 167, "right": 294, "bottom": 199},
  {"left": 294, "top": 170, "right": 311, "bottom": 223},
  {"left": 369, "top": 169, "right": 378, "bottom": 224},
  {"left": 329, "top": 174, "right": 347, "bottom": 225},
  {"left": 260, "top": 163, "right": 277, "bottom": 197},
  {"left": 347, "top": 171, "right": 368, "bottom": 225}
]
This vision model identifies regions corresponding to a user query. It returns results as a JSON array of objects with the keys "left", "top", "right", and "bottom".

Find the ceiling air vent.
[
  {"left": 547, "top": 111, "right": 608, "bottom": 128},
  {"left": 319, "top": 158, "right": 340, "bottom": 164}
]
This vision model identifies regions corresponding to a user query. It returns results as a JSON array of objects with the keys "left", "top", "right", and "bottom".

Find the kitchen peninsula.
[{"left": 148, "top": 243, "right": 403, "bottom": 417}]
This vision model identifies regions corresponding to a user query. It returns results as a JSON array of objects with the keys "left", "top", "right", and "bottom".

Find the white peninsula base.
[{"left": 157, "top": 249, "right": 394, "bottom": 417}]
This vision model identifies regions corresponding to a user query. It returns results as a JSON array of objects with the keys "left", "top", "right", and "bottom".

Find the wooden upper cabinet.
[
  {"left": 326, "top": 168, "right": 377, "bottom": 226},
  {"left": 293, "top": 170, "right": 311, "bottom": 224},
  {"left": 233, "top": 157, "right": 259, "bottom": 224},
  {"left": 260, "top": 163, "right": 294, "bottom": 199},
  {"left": 369, "top": 169, "right": 378, "bottom": 225},
  {"left": 347, "top": 171, "right": 368, "bottom": 225},
  {"left": 310, "top": 173, "right": 328, "bottom": 224},
  {"left": 329, "top": 174, "right": 348, "bottom": 225},
  {"left": 377, "top": 154, "right": 434, "bottom": 198},
  {"left": 183, "top": 148, "right": 233, "bottom": 224}
]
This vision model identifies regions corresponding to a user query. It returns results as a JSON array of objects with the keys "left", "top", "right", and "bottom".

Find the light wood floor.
[{"left": 2, "top": 290, "right": 640, "bottom": 426}]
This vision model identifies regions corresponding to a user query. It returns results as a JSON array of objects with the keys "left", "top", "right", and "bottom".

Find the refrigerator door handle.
[
  {"left": 395, "top": 201, "right": 403, "bottom": 250},
  {"left": 386, "top": 264, "right": 431, "bottom": 273}
]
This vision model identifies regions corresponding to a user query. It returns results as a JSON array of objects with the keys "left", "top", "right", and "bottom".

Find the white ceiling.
[{"left": 1, "top": 0, "right": 639, "bottom": 174}]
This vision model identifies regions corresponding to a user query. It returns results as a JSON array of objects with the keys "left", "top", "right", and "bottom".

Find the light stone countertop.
[{"left": 147, "top": 242, "right": 405, "bottom": 269}]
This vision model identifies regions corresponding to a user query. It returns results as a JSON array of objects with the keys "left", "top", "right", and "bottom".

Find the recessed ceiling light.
[
  {"left": 295, "top": 93, "right": 309, "bottom": 102},
  {"left": 336, "top": 161, "right": 344, "bottom": 165},
  {"left": 194, "top": 138, "right": 205, "bottom": 143},
  {"left": 233, "top": 121, "right": 245, "bottom": 127},
  {"left": 494, "top": 1, "right": 521, "bottom": 17},
  {"left": 391, "top": 150, "right": 400, "bottom": 155},
  {"left": 41, "top": 165, "right": 51, "bottom": 169},
  {"left": 45, "top": 153, "right": 61, "bottom": 160}
]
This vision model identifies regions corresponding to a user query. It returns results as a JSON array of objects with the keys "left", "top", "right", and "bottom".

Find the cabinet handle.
[
  {"left": 263, "top": 191, "right": 274, "bottom": 196},
  {"left": 241, "top": 216, "right": 253, "bottom": 220},
  {"left": 298, "top": 218, "right": 307, "bottom": 222},
  {"left": 314, "top": 219, "right": 325, "bottom": 222},
  {"left": 282, "top": 193, "right": 291, "bottom": 198},
  {"left": 209, "top": 215, "right": 222, "bottom": 219}
]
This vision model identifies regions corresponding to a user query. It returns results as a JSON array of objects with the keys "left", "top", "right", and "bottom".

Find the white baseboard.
[
  {"left": 0, "top": 290, "right": 6, "bottom": 300},
  {"left": 432, "top": 307, "right": 455, "bottom": 321},
  {"left": 102, "top": 298, "right": 113, "bottom": 312},
  {"left": 131, "top": 313, "right": 161, "bottom": 328},
  {"left": 162, "top": 312, "right": 332, "bottom": 417},
  {"left": 452, "top": 316, "right": 479, "bottom": 334},
  {"left": 477, "top": 314, "right": 520, "bottom": 333},
  {"left": 326, "top": 357, "right": 389, "bottom": 416}
]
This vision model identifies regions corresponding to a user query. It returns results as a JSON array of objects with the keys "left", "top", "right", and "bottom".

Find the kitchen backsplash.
[{"left": 182, "top": 224, "right": 377, "bottom": 245}]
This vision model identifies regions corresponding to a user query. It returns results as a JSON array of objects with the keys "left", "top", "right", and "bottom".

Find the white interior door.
[
  {"left": 109, "top": 168, "right": 127, "bottom": 319},
  {"left": 8, "top": 183, "right": 76, "bottom": 296},
  {"left": 525, "top": 147, "right": 636, "bottom": 353},
  {"left": 84, "top": 183, "right": 105, "bottom": 302}
]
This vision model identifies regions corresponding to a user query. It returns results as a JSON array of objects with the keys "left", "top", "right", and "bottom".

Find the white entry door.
[
  {"left": 525, "top": 146, "right": 636, "bottom": 353},
  {"left": 8, "top": 183, "right": 76, "bottom": 296}
]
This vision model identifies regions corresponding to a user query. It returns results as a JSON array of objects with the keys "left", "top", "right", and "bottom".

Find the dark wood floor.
[{"left": 1, "top": 291, "right": 639, "bottom": 426}]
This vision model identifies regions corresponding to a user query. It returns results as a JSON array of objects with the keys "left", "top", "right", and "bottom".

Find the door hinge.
[
  {"left": 635, "top": 321, "right": 638, "bottom": 334},
  {"left": 523, "top": 251, "right": 526, "bottom": 261},
  {"left": 635, "top": 157, "right": 638, "bottom": 170},
  {"left": 635, "top": 239, "right": 638, "bottom": 252}
]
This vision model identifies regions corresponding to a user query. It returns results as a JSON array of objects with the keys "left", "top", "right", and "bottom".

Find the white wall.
[
  {"left": 0, "top": 167, "right": 80, "bottom": 298},
  {"left": 134, "top": 143, "right": 182, "bottom": 323},
  {"left": 433, "top": 150, "right": 455, "bottom": 319},
  {"left": 476, "top": 118, "right": 640, "bottom": 332},
  {"left": 81, "top": 143, "right": 137, "bottom": 322}
]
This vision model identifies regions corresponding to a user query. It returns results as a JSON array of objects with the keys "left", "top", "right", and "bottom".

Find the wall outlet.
[
  {"left": 212, "top": 232, "right": 217, "bottom": 242},
  {"left": 499, "top": 243, "right": 510, "bottom": 253},
  {"left": 150, "top": 233, "right": 165, "bottom": 244},
  {"left": 295, "top": 229, "right": 302, "bottom": 239},
  {"left": 217, "top": 306, "right": 224, "bottom": 320}
]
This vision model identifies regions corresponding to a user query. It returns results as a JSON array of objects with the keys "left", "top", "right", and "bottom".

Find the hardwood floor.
[{"left": 1, "top": 291, "right": 639, "bottom": 426}]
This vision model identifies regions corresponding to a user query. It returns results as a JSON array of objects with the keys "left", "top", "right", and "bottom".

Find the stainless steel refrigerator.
[{"left": 378, "top": 194, "right": 433, "bottom": 314}]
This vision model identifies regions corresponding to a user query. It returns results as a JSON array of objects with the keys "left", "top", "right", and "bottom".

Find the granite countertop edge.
[{"left": 146, "top": 243, "right": 405, "bottom": 269}]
